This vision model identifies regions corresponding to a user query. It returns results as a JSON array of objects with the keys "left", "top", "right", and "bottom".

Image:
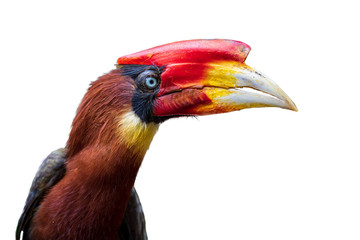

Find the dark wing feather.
[
  {"left": 16, "top": 148, "right": 148, "bottom": 240},
  {"left": 16, "top": 148, "right": 67, "bottom": 240},
  {"left": 118, "top": 187, "right": 148, "bottom": 240}
]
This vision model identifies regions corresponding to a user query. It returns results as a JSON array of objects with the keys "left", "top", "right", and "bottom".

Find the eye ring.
[
  {"left": 135, "top": 69, "right": 160, "bottom": 92},
  {"left": 145, "top": 76, "right": 158, "bottom": 89}
]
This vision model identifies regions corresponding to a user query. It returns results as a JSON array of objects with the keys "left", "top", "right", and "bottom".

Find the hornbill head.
[
  {"left": 117, "top": 39, "right": 297, "bottom": 125},
  {"left": 67, "top": 39, "right": 296, "bottom": 158}
]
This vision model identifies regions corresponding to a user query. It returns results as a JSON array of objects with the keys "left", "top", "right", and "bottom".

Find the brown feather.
[
  {"left": 30, "top": 70, "right": 155, "bottom": 240},
  {"left": 66, "top": 69, "right": 135, "bottom": 158}
]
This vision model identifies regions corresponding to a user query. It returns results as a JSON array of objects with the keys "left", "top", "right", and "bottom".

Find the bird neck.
[
  {"left": 32, "top": 72, "right": 159, "bottom": 239},
  {"left": 32, "top": 114, "right": 158, "bottom": 239}
]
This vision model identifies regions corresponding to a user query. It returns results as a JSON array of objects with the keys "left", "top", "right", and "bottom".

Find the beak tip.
[
  {"left": 290, "top": 106, "right": 298, "bottom": 112},
  {"left": 285, "top": 100, "right": 298, "bottom": 112}
]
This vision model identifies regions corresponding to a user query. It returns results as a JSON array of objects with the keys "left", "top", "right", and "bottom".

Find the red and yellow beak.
[{"left": 117, "top": 39, "right": 297, "bottom": 117}]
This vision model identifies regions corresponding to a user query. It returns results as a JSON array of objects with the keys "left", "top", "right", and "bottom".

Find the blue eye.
[{"left": 145, "top": 76, "right": 158, "bottom": 89}]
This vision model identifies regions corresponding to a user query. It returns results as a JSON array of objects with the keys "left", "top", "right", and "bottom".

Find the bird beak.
[
  {"left": 117, "top": 39, "right": 297, "bottom": 117},
  {"left": 153, "top": 61, "right": 297, "bottom": 116}
]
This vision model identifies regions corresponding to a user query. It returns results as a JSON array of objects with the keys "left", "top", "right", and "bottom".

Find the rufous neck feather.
[{"left": 31, "top": 70, "right": 158, "bottom": 240}]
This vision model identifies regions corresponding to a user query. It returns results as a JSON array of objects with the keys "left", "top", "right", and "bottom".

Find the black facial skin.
[{"left": 118, "top": 64, "right": 170, "bottom": 124}]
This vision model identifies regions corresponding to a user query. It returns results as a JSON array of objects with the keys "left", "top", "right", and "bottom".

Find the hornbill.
[{"left": 16, "top": 39, "right": 297, "bottom": 240}]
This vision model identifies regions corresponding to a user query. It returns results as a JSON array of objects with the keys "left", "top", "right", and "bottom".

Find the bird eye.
[
  {"left": 135, "top": 69, "right": 160, "bottom": 92},
  {"left": 145, "top": 76, "right": 158, "bottom": 89}
]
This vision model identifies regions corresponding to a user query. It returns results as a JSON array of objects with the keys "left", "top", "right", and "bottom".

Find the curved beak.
[
  {"left": 153, "top": 61, "right": 297, "bottom": 116},
  {"left": 116, "top": 39, "right": 297, "bottom": 117}
]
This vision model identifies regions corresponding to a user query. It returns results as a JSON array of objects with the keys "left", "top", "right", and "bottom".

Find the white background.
[{"left": 1, "top": 0, "right": 359, "bottom": 239}]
